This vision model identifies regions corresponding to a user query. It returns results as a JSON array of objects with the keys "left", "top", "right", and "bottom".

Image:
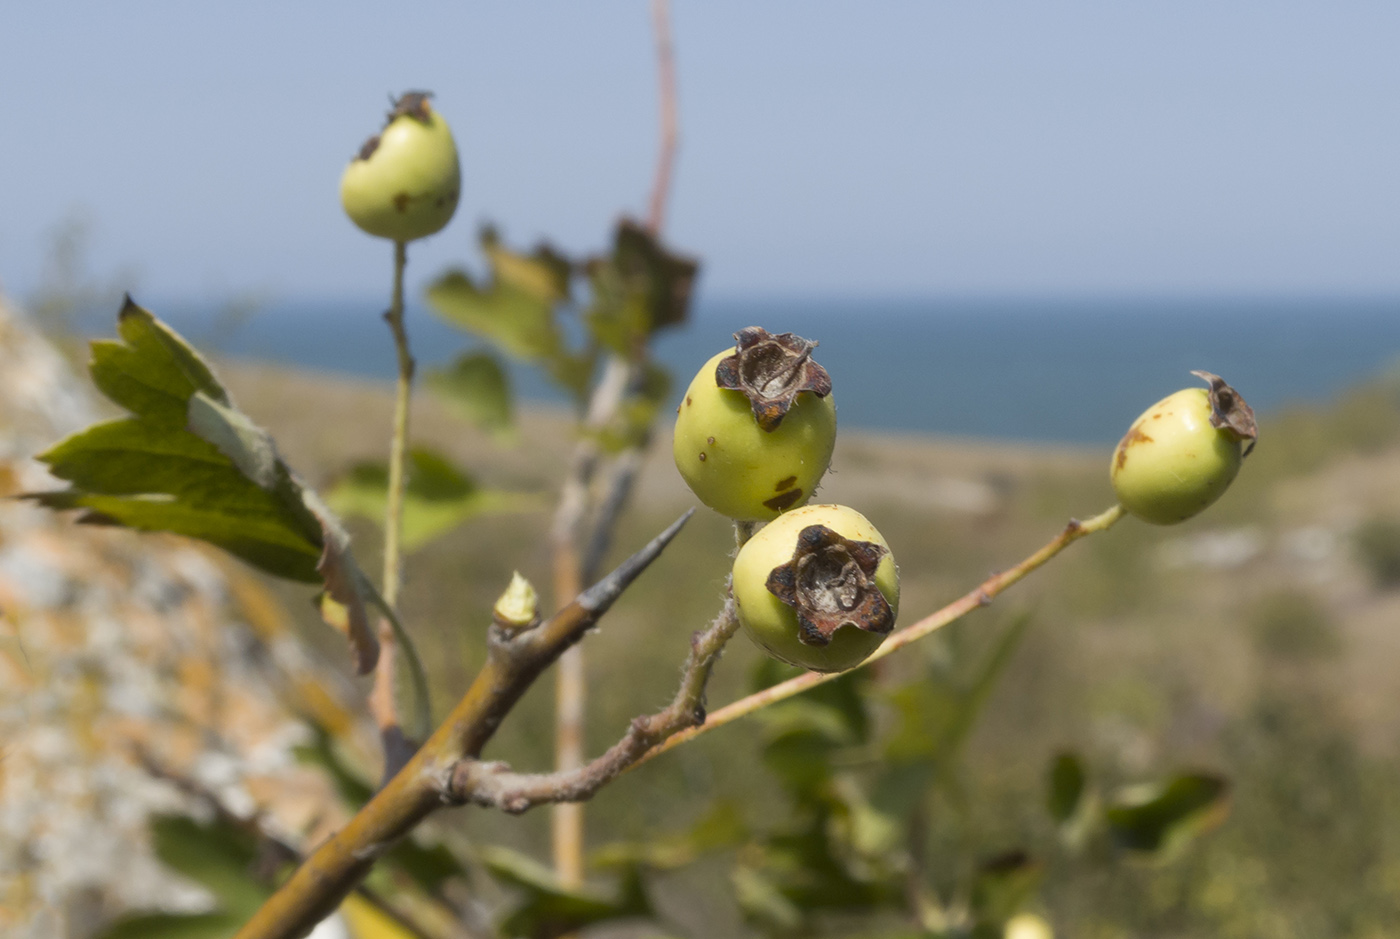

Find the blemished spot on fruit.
[
  {"left": 698, "top": 452, "right": 707, "bottom": 462},
  {"left": 685, "top": 396, "right": 692, "bottom": 406},
  {"left": 764, "top": 488, "right": 804, "bottom": 512},
  {"left": 1115, "top": 426, "right": 1154, "bottom": 470},
  {"left": 707, "top": 436, "right": 715, "bottom": 445},
  {"left": 775, "top": 475, "right": 797, "bottom": 492},
  {"left": 393, "top": 192, "right": 410, "bottom": 212}
]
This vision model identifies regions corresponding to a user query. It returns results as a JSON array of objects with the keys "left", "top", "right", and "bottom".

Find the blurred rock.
[{"left": 0, "top": 297, "right": 361, "bottom": 938}]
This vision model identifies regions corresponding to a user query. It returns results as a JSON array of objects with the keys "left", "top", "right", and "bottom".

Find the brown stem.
[
  {"left": 548, "top": 356, "right": 628, "bottom": 885},
  {"left": 646, "top": 0, "right": 679, "bottom": 235},
  {"left": 232, "top": 511, "right": 693, "bottom": 939},
  {"left": 449, "top": 597, "right": 740, "bottom": 812}
]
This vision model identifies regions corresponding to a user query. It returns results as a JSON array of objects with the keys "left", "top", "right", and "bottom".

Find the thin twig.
[
  {"left": 549, "top": 355, "right": 630, "bottom": 884},
  {"left": 647, "top": 0, "right": 680, "bottom": 235},
  {"left": 550, "top": 0, "right": 679, "bottom": 882},
  {"left": 580, "top": 432, "right": 648, "bottom": 585},
  {"left": 374, "top": 239, "right": 417, "bottom": 780},
  {"left": 451, "top": 520, "right": 751, "bottom": 812},
  {"left": 631, "top": 504, "right": 1127, "bottom": 768},
  {"left": 449, "top": 597, "right": 740, "bottom": 813}
]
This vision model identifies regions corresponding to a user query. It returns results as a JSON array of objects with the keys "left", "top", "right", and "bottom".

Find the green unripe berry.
[
  {"left": 341, "top": 92, "right": 460, "bottom": 243},
  {"left": 1111, "top": 371, "right": 1257, "bottom": 525},
  {"left": 732, "top": 504, "right": 899, "bottom": 673},
  {"left": 673, "top": 327, "right": 837, "bottom": 521}
]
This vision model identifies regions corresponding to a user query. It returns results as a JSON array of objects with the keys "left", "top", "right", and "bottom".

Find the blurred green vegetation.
[{"left": 199, "top": 352, "right": 1400, "bottom": 938}]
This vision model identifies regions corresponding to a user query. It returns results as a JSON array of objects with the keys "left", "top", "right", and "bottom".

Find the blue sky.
[{"left": 2, "top": 2, "right": 1397, "bottom": 306}]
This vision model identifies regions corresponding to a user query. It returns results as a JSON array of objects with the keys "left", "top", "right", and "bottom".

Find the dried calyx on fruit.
[
  {"left": 340, "top": 91, "right": 461, "bottom": 243},
  {"left": 673, "top": 327, "right": 838, "bottom": 521},
  {"left": 1111, "top": 370, "right": 1258, "bottom": 525},
  {"left": 765, "top": 523, "right": 895, "bottom": 646},
  {"left": 715, "top": 327, "right": 832, "bottom": 431},
  {"left": 732, "top": 504, "right": 899, "bottom": 672}
]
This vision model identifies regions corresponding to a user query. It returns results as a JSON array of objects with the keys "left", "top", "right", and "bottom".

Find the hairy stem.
[
  {"left": 451, "top": 596, "right": 741, "bottom": 812},
  {"left": 633, "top": 503, "right": 1126, "bottom": 767}
]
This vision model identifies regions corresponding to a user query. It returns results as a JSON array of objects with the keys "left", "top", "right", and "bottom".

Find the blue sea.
[{"left": 98, "top": 295, "right": 1400, "bottom": 445}]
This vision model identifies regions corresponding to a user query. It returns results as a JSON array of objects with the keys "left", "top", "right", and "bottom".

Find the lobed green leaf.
[
  {"left": 27, "top": 299, "right": 380, "bottom": 673},
  {"left": 326, "top": 447, "right": 541, "bottom": 553}
]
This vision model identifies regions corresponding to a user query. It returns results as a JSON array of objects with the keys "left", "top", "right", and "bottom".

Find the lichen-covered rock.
[{"left": 0, "top": 298, "right": 363, "bottom": 938}]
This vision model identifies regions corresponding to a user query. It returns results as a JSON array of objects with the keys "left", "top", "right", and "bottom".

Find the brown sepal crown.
[
  {"left": 1192, "top": 370, "right": 1258, "bottom": 457},
  {"left": 765, "top": 524, "right": 894, "bottom": 646},
  {"left": 354, "top": 91, "right": 436, "bottom": 162},
  {"left": 715, "top": 326, "right": 832, "bottom": 431}
]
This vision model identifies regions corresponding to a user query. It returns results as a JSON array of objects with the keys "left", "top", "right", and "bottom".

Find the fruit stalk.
[
  {"left": 633, "top": 503, "right": 1126, "bottom": 766},
  {"left": 370, "top": 239, "right": 414, "bottom": 769}
]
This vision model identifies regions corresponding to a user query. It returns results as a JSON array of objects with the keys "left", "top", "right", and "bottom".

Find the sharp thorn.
[{"left": 578, "top": 508, "right": 694, "bottom": 613}]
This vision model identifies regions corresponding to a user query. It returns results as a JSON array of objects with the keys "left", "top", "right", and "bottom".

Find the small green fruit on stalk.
[
  {"left": 673, "top": 327, "right": 837, "bottom": 521},
  {"left": 1111, "top": 370, "right": 1258, "bottom": 525},
  {"left": 341, "top": 91, "right": 460, "bottom": 242},
  {"left": 732, "top": 504, "right": 899, "bottom": 672}
]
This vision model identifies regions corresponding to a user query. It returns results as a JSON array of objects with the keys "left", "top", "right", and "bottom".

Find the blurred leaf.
[
  {"left": 26, "top": 298, "right": 381, "bottom": 674},
  {"left": 98, "top": 912, "right": 242, "bottom": 939},
  {"left": 751, "top": 656, "right": 805, "bottom": 693},
  {"left": 940, "top": 613, "right": 1033, "bottom": 757},
  {"left": 340, "top": 894, "right": 420, "bottom": 939},
  {"left": 1104, "top": 772, "right": 1230, "bottom": 857},
  {"left": 327, "top": 447, "right": 541, "bottom": 552},
  {"left": 1046, "top": 752, "right": 1086, "bottom": 824},
  {"left": 483, "top": 227, "right": 572, "bottom": 301},
  {"left": 753, "top": 659, "right": 871, "bottom": 744},
  {"left": 969, "top": 851, "right": 1042, "bottom": 929},
  {"left": 885, "top": 614, "right": 1033, "bottom": 766},
  {"left": 882, "top": 679, "right": 966, "bottom": 765},
  {"left": 731, "top": 865, "right": 803, "bottom": 933},
  {"left": 427, "top": 270, "right": 559, "bottom": 361},
  {"left": 826, "top": 776, "right": 904, "bottom": 878},
  {"left": 737, "top": 812, "right": 897, "bottom": 933},
  {"left": 94, "top": 813, "right": 276, "bottom": 939},
  {"left": 593, "top": 362, "right": 673, "bottom": 453},
  {"left": 583, "top": 218, "right": 698, "bottom": 355},
  {"left": 480, "top": 844, "right": 653, "bottom": 939},
  {"left": 149, "top": 815, "right": 268, "bottom": 916},
  {"left": 384, "top": 836, "right": 467, "bottom": 897},
  {"left": 546, "top": 347, "right": 598, "bottom": 406},
  {"left": 1045, "top": 750, "right": 1097, "bottom": 852},
  {"left": 427, "top": 228, "right": 571, "bottom": 363},
  {"left": 426, "top": 350, "right": 515, "bottom": 440},
  {"left": 592, "top": 801, "right": 747, "bottom": 871},
  {"left": 755, "top": 664, "right": 872, "bottom": 797},
  {"left": 294, "top": 723, "right": 375, "bottom": 808}
]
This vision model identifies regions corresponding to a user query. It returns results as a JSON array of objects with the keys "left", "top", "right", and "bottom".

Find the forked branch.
[
  {"left": 232, "top": 510, "right": 693, "bottom": 939},
  {"left": 449, "top": 597, "right": 739, "bottom": 812}
]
